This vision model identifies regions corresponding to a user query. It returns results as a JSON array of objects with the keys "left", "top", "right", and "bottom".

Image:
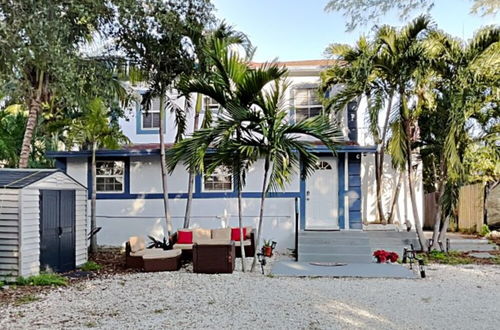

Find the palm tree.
[
  {"left": 66, "top": 98, "right": 130, "bottom": 254},
  {"left": 248, "top": 80, "right": 344, "bottom": 272},
  {"left": 178, "top": 22, "right": 253, "bottom": 229},
  {"left": 422, "top": 26, "right": 499, "bottom": 249},
  {"left": 382, "top": 16, "right": 433, "bottom": 251},
  {"left": 167, "top": 46, "right": 286, "bottom": 271}
]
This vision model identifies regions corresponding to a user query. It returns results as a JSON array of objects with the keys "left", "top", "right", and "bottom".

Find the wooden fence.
[
  {"left": 424, "top": 183, "right": 484, "bottom": 232},
  {"left": 458, "top": 183, "right": 484, "bottom": 231}
]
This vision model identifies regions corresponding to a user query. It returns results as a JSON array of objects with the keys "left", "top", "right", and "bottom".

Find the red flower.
[{"left": 373, "top": 250, "right": 399, "bottom": 263}]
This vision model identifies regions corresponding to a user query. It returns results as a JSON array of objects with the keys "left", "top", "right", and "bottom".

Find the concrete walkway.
[{"left": 271, "top": 261, "right": 418, "bottom": 279}]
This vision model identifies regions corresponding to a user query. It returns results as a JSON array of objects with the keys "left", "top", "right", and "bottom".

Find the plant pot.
[{"left": 262, "top": 246, "right": 273, "bottom": 257}]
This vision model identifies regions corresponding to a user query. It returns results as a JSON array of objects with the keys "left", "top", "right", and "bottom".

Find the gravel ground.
[{"left": 1, "top": 260, "right": 499, "bottom": 330}]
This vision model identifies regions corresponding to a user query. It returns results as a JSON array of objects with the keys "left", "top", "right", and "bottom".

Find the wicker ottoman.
[
  {"left": 142, "top": 249, "right": 182, "bottom": 272},
  {"left": 193, "top": 240, "right": 235, "bottom": 274}
]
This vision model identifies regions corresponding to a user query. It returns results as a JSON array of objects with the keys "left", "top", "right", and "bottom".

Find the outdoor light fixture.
[
  {"left": 271, "top": 241, "right": 277, "bottom": 250},
  {"left": 257, "top": 252, "right": 266, "bottom": 274}
]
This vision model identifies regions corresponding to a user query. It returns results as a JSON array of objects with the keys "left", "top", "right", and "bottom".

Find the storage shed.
[{"left": 0, "top": 169, "right": 87, "bottom": 280}]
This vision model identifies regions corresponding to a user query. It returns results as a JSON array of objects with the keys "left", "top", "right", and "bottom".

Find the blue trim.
[
  {"left": 299, "top": 172, "right": 306, "bottom": 230},
  {"left": 338, "top": 153, "right": 345, "bottom": 229},
  {"left": 46, "top": 145, "right": 376, "bottom": 159},
  {"left": 347, "top": 152, "right": 362, "bottom": 229},
  {"left": 47, "top": 149, "right": 161, "bottom": 158},
  {"left": 95, "top": 191, "right": 301, "bottom": 200},
  {"left": 88, "top": 157, "right": 130, "bottom": 199},
  {"left": 55, "top": 158, "right": 67, "bottom": 172}
]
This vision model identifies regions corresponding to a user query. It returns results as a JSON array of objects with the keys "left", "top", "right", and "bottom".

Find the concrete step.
[
  {"left": 298, "top": 236, "right": 370, "bottom": 245},
  {"left": 298, "top": 244, "right": 371, "bottom": 254},
  {"left": 448, "top": 239, "right": 491, "bottom": 244},
  {"left": 449, "top": 245, "right": 498, "bottom": 252},
  {"left": 298, "top": 253, "right": 373, "bottom": 263}
]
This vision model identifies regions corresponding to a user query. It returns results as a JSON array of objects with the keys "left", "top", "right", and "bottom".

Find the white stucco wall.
[{"left": 361, "top": 153, "right": 424, "bottom": 228}]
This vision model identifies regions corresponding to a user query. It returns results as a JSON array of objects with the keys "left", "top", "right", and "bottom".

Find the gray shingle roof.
[{"left": 0, "top": 169, "right": 58, "bottom": 189}]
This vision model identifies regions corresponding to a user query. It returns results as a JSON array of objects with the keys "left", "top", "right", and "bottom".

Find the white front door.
[{"left": 305, "top": 157, "right": 339, "bottom": 230}]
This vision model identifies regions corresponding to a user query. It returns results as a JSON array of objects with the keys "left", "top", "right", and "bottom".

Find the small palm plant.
[{"left": 67, "top": 98, "right": 130, "bottom": 254}]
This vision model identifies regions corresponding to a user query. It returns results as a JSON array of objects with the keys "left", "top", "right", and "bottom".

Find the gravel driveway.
[{"left": 1, "top": 262, "right": 499, "bottom": 329}]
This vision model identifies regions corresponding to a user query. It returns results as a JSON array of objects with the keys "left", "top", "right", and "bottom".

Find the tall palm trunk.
[
  {"left": 90, "top": 142, "right": 98, "bottom": 254},
  {"left": 387, "top": 171, "right": 403, "bottom": 224},
  {"left": 406, "top": 139, "right": 428, "bottom": 252},
  {"left": 374, "top": 91, "right": 394, "bottom": 223},
  {"left": 237, "top": 177, "right": 246, "bottom": 272},
  {"left": 19, "top": 71, "right": 45, "bottom": 168},
  {"left": 431, "top": 182, "right": 445, "bottom": 250},
  {"left": 159, "top": 93, "right": 172, "bottom": 236},
  {"left": 183, "top": 95, "right": 202, "bottom": 228},
  {"left": 251, "top": 156, "right": 270, "bottom": 272}
]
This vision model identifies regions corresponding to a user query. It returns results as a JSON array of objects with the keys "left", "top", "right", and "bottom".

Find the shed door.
[{"left": 40, "top": 190, "right": 76, "bottom": 273}]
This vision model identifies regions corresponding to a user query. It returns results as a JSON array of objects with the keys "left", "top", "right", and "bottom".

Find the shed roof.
[{"left": 0, "top": 169, "right": 59, "bottom": 189}]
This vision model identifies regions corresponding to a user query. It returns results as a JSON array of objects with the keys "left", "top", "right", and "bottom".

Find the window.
[
  {"left": 315, "top": 161, "right": 332, "bottom": 170},
  {"left": 203, "top": 165, "right": 232, "bottom": 191},
  {"left": 96, "top": 161, "right": 124, "bottom": 193},
  {"left": 141, "top": 98, "right": 161, "bottom": 129},
  {"left": 294, "top": 88, "right": 322, "bottom": 121}
]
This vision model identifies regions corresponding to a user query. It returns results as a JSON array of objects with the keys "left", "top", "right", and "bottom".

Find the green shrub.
[
  {"left": 479, "top": 224, "right": 490, "bottom": 237},
  {"left": 422, "top": 250, "right": 472, "bottom": 265},
  {"left": 16, "top": 273, "right": 68, "bottom": 286},
  {"left": 79, "top": 261, "right": 102, "bottom": 272},
  {"left": 0, "top": 280, "right": 4, "bottom": 287}
]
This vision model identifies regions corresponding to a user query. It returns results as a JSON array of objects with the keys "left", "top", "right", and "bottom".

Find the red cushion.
[
  {"left": 177, "top": 231, "right": 193, "bottom": 244},
  {"left": 231, "top": 227, "right": 247, "bottom": 241}
]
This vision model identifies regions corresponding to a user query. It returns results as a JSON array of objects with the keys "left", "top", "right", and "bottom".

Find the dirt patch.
[{"left": 0, "top": 248, "right": 134, "bottom": 307}]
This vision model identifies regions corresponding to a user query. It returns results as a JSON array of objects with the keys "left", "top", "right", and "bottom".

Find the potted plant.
[{"left": 262, "top": 239, "right": 273, "bottom": 257}]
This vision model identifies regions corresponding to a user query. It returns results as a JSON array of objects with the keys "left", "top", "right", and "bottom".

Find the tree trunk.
[
  {"left": 251, "top": 156, "right": 270, "bottom": 272},
  {"left": 90, "top": 142, "right": 98, "bottom": 254},
  {"left": 430, "top": 181, "right": 445, "bottom": 250},
  {"left": 159, "top": 93, "right": 172, "bottom": 236},
  {"left": 183, "top": 96, "right": 201, "bottom": 228},
  {"left": 387, "top": 171, "right": 403, "bottom": 224},
  {"left": 374, "top": 92, "right": 394, "bottom": 224},
  {"left": 19, "top": 78, "right": 44, "bottom": 168},
  {"left": 438, "top": 215, "right": 450, "bottom": 248},
  {"left": 238, "top": 179, "right": 246, "bottom": 272},
  {"left": 406, "top": 141, "right": 428, "bottom": 252}
]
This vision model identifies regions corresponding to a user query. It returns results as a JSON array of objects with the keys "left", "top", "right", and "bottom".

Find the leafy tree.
[
  {"left": 66, "top": 98, "right": 130, "bottom": 254},
  {"left": 114, "top": 0, "right": 214, "bottom": 236},
  {"left": 325, "top": 0, "right": 499, "bottom": 31},
  {"left": 0, "top": 0, "right": 116, "bottom": 168}
]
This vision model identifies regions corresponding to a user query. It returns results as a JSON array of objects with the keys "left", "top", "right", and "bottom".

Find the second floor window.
[
  {"left": 96, "top": 161, "right": 124, "bottom": 193},
  {"left": 294, "top": 88, "right": 322, "bottom": 121},
  {"left": 141, "top": 98, "right": 161, "bottom": 129},
  {"left": 203, "top": 165, "right": 232, "bottom": 191}
]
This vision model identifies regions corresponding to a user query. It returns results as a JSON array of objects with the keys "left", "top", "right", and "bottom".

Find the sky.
[{"left": 212, "top": 0, "right": 498, "bottom": 62}]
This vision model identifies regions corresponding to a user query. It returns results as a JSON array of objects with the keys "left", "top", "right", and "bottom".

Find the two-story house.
[{"left": 47, "top": 59, "right": 424, "bottom": 251}]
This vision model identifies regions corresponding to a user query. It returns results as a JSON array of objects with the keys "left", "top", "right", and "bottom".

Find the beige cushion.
[
  {"left": 195, "top": 239, "right": 231, "bottom": 246},
  {"left": 234, "top": 239, "right": 251, "bottom": 247},
  {"left": 245, "top": 227, "right": 253, "bottom": 238},
  {"left": 130, "top": 248, "right": 162, "bottom": 257},
  {"left": 212, "top": 228, "right": 231, "bottom": 240},
  {"left": 129, "top": 236, "right": 145, "bottom": 253},
  {"left": 193, "top": 228, "right": 212, "bottom": 243},
  {"left": 173, "top": 243, "right": 193, "bottom": 250},
  {"left": 142, "top": 249, "right": 182, "bottom": 260}
]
